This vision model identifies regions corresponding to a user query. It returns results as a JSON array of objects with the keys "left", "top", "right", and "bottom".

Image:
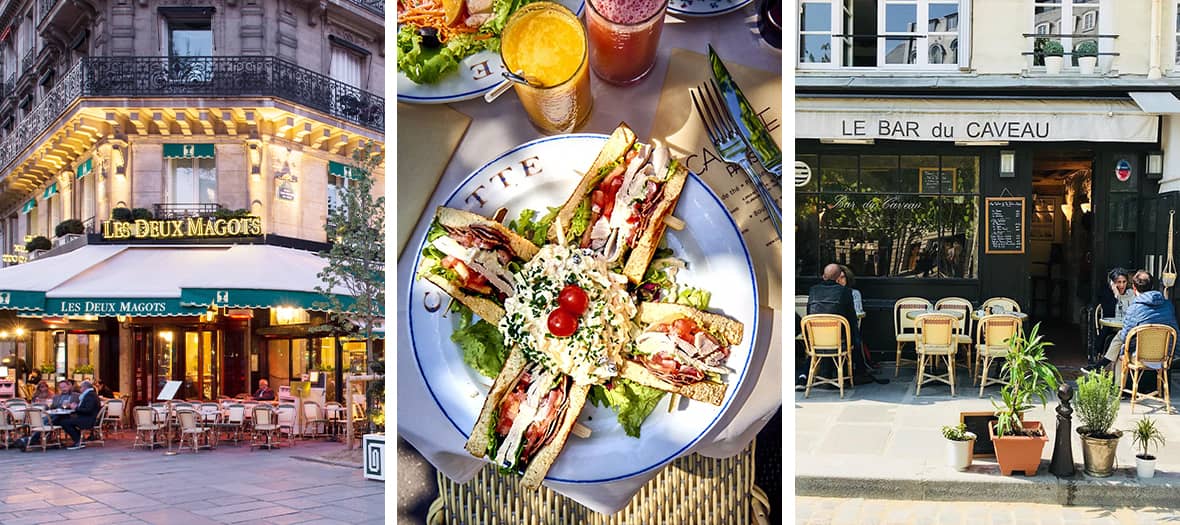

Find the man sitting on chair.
[
  {"left": 1085, "top": 270, "right": 1179, "bottom": 373},
  {"left": 253, "top": 379, "right": 276, "bottom": 401},
  {"left": 61, "top": 380, "right": 100, "bottom": 450},
  {"left": 807, "top": 263, "right": 887, "bottom": 385}
]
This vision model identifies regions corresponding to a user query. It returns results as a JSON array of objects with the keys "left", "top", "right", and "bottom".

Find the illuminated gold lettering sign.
[{"left": 101, "top": 216, "right": 264, "bottom": 240}]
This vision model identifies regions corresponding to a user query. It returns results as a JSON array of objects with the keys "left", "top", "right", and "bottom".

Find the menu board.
[
  {"left": 986, "top": 197, "right": 1025, "bottom": 254},
  {"left": 920, "top": 168, "right": 955, "bottom": 194}
]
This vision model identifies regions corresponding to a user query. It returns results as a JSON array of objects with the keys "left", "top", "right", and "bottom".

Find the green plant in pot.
[
  {"left": 1075, "top": 40, "right": 1099, "bottom": 74},
  {"left": 25, "top": 236, "right": 51, "bottom": 252},
  {"left": 1041, "top": 40, "right": 1065, "bottom": 74},
  {"left": 989, "top": 322, "right": 1061, "bottom": 476},
  {"left": 73, "top": 364, "right": 94, "bottom": 380},
  {"left": 942, "top": 423, "right": 977, "bottom": 471},
  {"left": 1075, "top": 368, "right": 1122, "bottom": 477},
  {"left": 1131, "top": 416, "right": 1166, "bottom": 478}
]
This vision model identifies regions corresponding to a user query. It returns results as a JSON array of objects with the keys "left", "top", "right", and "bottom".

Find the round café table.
[
  {"left": 906, "top": 309, "right": 966, "bottom": 320},
  {"left": 972, "top": 310, "right": 1030, "bottom": 321},
  {"left": 1099, "top": 317, "right": 1124, "bottom": 329}
]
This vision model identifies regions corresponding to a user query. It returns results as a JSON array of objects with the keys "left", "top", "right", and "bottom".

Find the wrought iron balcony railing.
[
  {"left": 345, "top": 0, "right": 383, "bottom": 15},
  {"left": 153, "top": 202, "right": 223, "bottom": 219},
  {"left": 21, "top": 50, "right": 32, "bottom": 74},
  {"left": 38, "top": 0, "right": 58, "bottom": 26},
  {"left": 0, "top": 55, "right": 383, "bottom": 183}
]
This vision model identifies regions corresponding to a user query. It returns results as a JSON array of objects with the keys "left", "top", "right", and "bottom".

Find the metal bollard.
[{"left": 1049, "top": 383, "right": 1076, "bottom": 477}]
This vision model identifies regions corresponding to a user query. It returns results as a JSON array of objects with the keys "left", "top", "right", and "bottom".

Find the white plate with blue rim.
[
  {"left": 396, "top": 0, "right": 586, "bottom": 104},
  {"left": 668, "top": 0, "right": 751, "bottom": 17},
  {"left": 406, "top": 133, "right": 759, "bottom": 483}
]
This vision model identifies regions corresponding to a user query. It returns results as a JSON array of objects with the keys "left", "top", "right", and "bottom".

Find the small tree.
[{"left": 314, "top": 140, "right": 385, "bottom": 434}]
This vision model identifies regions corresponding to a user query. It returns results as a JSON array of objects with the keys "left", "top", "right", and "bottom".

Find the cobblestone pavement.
[
  {"left": 0, "top": 437, "right": 384, "bottom": 525},
  {"left": 797, "top": 497, "right": 1180, "bottom": 525}
]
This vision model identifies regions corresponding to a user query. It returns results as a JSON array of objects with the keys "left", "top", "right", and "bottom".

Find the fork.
[{"left": 691, "top": 80, "right": 782, "bottom": 238}]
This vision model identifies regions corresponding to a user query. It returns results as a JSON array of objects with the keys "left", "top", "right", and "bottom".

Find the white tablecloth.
[{"left": 396, "top": 6, "right": 782, "bottom": 515}]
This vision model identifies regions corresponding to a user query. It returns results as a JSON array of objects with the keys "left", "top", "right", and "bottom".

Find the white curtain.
[{"left": 330, "top": 46, "right": 364, "bottom": 87}]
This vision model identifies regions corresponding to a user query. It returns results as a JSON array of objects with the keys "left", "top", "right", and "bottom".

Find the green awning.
[
  {"left": 180, "top": 288, "right": 358, "bottom": 312},
  {"left": 0, "top": 290, "right": 47, "bottom": 311},
  {"left": 163, "top": 143, "right": 216, "bottom": 159},
  {"left": 329, "top": 161, "right": 364, "bottom": 181},
  {"left": 41, "top": 298, "right": 206, "bottom": 317},
  {"left": 42, "top": 183, "right": 58, "bottom": 200},
  {"left": 20, "top": 198, "right": 36, "bottom": 214},
  {"left": 76, "top": 158, "right": 92, "bottom": 179}
]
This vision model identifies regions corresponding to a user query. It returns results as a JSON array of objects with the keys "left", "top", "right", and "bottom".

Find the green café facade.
[{"left": 0, "top": 214, "right": 376, "bottom": 407}]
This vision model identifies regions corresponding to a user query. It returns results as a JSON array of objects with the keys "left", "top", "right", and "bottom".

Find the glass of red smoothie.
[{"left": 585, "top": 0, "right": 667, "bottom": 86}]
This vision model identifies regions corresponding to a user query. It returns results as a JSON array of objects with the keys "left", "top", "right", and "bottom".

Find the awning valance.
[
  {"left": 163, "top": 143, "right": 216, "bottom": 159},
  {"left": 40, "top": 298, "right": 205, "bottom": 317},
  {"left": 180, "top": 288, "right": 355, "bottom": 311},
  {"left": 42, "top": 183, "right": 58, "bottom": 200},
  {"left": 20, "top": 198, "right": 36, "bottom": 214},
  {"left": 76, "top": 158, "right": 92, "bottom": 179},
  {"left": 329, "top": 161, "right": 364, "bottom": 180},
  {"left": 796, "top": 97, "right": 1159, "bottom": 143}
]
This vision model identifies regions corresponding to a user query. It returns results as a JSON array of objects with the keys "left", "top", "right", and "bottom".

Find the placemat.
[
  {"left": 651, "top": 48, "right": 782, "bottom": 309},
  {"left": 395, "top": 103, "right": 472, "bottom": 257}
]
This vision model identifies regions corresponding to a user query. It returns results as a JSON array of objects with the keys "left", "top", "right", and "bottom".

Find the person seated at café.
[
  {"left": 30, "top": 380, "right": 52, "bottom": 404},
  {"left": 1085, "top": 270, "right": 1179, "bottom": 373},
  {"left": 49, "top": 380, "right": 80, "bottom": 425},
  {"left": 60, "top": 380, "right": 100, "bottom": 450},
  {"left": 26, "top": 368, "right": 41, "bottom": 387},
  {"left": 94, "top": 380, "right": 115, "bottom": 399},
  {"left": 807, "top": 263, "right": 887, "bottom": 385},
  {"left": 253, "top": 379, "right": 275, "bottom": 401},
  {"left": 838, "top": 264, "right": 877, "bottom": 369}
]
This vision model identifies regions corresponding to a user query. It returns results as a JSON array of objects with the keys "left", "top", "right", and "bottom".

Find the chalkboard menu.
[
  {"left": 960, "top": 411, "right": 999, "bottom": 457},
  {"left": 986, "top": 197, "right": 1025, "bottom": 254},
  {"left": 919, "top": 168, "right": 955, "bottom": 194}
]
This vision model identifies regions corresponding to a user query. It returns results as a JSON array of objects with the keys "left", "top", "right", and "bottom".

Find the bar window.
[{"left": 796, "top": 152, "right": 980, "bottom": 279}]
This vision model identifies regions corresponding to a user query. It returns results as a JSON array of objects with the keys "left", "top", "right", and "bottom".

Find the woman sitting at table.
[
  {"left": 30, "top": 380, "right": 52, "bottom": 405},
  {"left": 94, "top": 380, "right": 115, "bottom": 399},
  {"left": 1092, "top": 267, "right": 1132, "bottom": 364},
  {"left": 838, "top": 264, "right": 876, "bottom": 369}
]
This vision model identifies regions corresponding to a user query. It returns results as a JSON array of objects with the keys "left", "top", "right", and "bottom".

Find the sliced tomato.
[
  {"left": 601, "top": 174, "right": 625, "bottom": 220},
  {"left": 671, "top": 318, "right": 699, "bottom": 343},
  {"left": 496, "top": 389, "right": 526, "bottom": 435},
  {"left": 591, "top": 189, "right": 607, "bottom": 213}
]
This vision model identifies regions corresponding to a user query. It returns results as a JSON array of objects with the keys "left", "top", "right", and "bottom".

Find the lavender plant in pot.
[
  {"left": 1132, "top": 416, "right": 1166, "bottom": 478},
  {"left": 1076, "top": 368, "right": 1122, "bottom": 477}
]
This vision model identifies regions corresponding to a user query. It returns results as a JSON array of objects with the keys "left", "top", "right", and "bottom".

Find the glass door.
[{"left": 183, "top": 330, "right": 217, "bottom": 400}]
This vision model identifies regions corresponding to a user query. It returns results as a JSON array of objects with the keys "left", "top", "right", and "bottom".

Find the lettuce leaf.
[
  {"left": 588, "top": 379, "right": 667, "bottom": 438},
  {"left": 397, "top": 26, "right": 493, "bottom": 85},
  {"left": 450, "top": 304, "right": 508, "bottom": 378},
  {"left": 568, "top": 199, "right": 592, "bottom": 242},
  {"left": 481, "top": 0, "right": 534, "bottom": 37},
  {"left": 508, "top": 206, "right": 560, "bottom": 247}
]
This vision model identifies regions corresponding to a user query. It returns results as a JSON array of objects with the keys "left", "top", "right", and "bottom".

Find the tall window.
[
  {"left": 169, "top": 18, "right": 212, "bottom": 57},
  {"left": 798, "top": 0, "right": 962, "bottom": 68},
  {"left": 1032, "top": 0, "right": 1099, "bottom": 66},
  {"left": 795, "top": 153, "right": 980, "bottom": 279},
  {"left": 330, "top": 44, "right": 365, "bottom": 87},
  {"left": 328, "top": 172, "right": 347, "bottom": 211},
  {"left": 167, "top": 158, "right": 217, "bottom": 204}
]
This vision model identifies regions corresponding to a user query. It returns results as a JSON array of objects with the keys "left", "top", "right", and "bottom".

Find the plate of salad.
[
  {"left": 406, "top": 133, "right": 759, "bottom": 483},
  {"left": 667, "top": 0, "right": 751, "bottom": 17},
  {"left": 397, "top": 0, "right": 586, "bottom": 104}
]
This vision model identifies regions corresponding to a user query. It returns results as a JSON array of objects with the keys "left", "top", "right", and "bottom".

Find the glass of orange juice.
[{"left": 500, "top": 2, "right": 593, "bottom": 134}]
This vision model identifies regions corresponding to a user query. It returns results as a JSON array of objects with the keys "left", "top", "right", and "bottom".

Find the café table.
[
  {"left": 972, "top": 310, "right": 1030, "bottom": 321},
  {"left": 906, "top": 309, "right": 967, "bottom": 320},
  {"left": 396, "top": 6, "right": 782, "bottom": 516},
  {"left": 1099, "top": 317, "right": 1124, "bottom": 329}
]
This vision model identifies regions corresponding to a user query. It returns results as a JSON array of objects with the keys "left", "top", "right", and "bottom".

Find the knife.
[{"left": 707, "top": 45, "right": 782, "bottom": 177}]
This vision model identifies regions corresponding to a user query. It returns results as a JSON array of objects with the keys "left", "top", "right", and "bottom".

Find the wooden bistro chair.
[
  {"left": 976, "top": 314, "right": 1021, "bottom": 397},
  {"left": 0, "top": 406, "right": 16, "bottom": 449},
  {"left": 251, "top": 406, "right": 280, "bottom": 450},
  {"left": 132, "top": 406, "right": 165, "bottom": 450},
  {"left": 914, "top": 313, "right": 959, "bottom": 397},
  {"left": 893, "top": 297, "right": 933, "bottom": 377},
  {"left": 1119, "top": 324, "right": 1177, "bottom": 414},
  {"left": 935, "top": 297, "right": 976, "bottom": 378},
  {"left": 800, "top": 314, "right": 854, "bottom": 398},
  {"left": 24, "top": 407, "right": 61, "bottom": 452},
  {"left": 981, "top": 297, "right": 1021, "bottom": 314}
]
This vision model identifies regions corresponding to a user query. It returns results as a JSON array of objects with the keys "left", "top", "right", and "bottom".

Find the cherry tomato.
[
  {"left": 558, "top": 285, "right": 589, "bottom": 316},
  {"left": 548, "top": 309, "right": 578, "bottom": 337}
]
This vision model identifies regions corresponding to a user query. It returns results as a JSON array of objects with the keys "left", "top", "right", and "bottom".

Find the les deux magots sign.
[{"left": 101, "top": 216, "right": 264, "bottom": 240}]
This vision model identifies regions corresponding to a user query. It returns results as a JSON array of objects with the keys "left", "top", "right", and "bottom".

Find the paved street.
[
  {"left": 797, "top": 497, "right": 1180, "bottom": 524},
  {"left": 0, "top": 438, "right": 383, "bottom": 525}
]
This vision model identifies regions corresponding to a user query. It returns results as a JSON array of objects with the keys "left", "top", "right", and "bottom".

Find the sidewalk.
[{"left": 795, "top": 365, "right": 1180, "bottom": 508}]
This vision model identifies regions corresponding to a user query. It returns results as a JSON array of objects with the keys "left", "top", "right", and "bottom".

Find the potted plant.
[
  {"left": 1131, "top": 416, "right": 1166, "bottom": 478},
  {"left": 54, "top": 219, "right": 85, "bottom": 238},
  {"left": 1042, "top": 40, "right": 1065, "bottom": 74},
  {"left": 989, "top": 322, "right": 1061, "bottom": 476},
  {"left": 1076, "top": 368, "right": 1122, "bottom": 477},
  {"left": 25, "top": 236, "right": 51, "bottom": 253},
  {"left": 131, "top": 208, "right": 154, "bottom": 221},
  {"left": 111, "top": 207, "right": 133, "bottom": 222},
  {"left": 1075, "top": 40, "right": 1099, "bottom": 74},
  {"left": 73, "top": 364, "right": 94, "bottom": 381},
  {"left": 942, "top": 423, "right": 977, "bottom": 471}
]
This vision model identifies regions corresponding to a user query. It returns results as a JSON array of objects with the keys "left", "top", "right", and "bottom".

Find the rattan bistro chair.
[
  {"left": 935, "top": 297, "right": 976, "bottom": 377},
  {"left": 1119, "top": 324, "right": 1177, "bottom": 414},
  {"left": 216, "top": 404, "right": 247, "bottom": 445},
  {"left": 976, "top": 314, "right": 1021, "bottom": 397},
  {"left": 981, "top": 297, "right": 1021, "bottom": 314},
  {"left": 102, "top": 399, "right": 125, "bottom": 438},
  {"left": 132, "top": 406, "right": 165, "bottom": 450},
  {"left": 893, "top": 297, "right": 933, "bottom": 376},
  {"left": 251, "top": 406, "right": 279, "bottom": 450},
  {"left": 176, "top": 409, "right": 211, "bottom": 453},
  {"left": 913, "top": 313, "right": 959, "bottom": 396},
  {"left": 0, "top": 407, "right": 16, "bottom": 449},
  {"left": 81, "top": 405, "right": 107, "bottom": 447},
  {"left": 800, "top": 314, "right": 854, "bottom": 398},
  {"left": 301, "top": 401, "right": 327, "bottom": 439},
  {"left": 275, "top": 403, "right": 297, "bottom": 447},
  {"left": 24, "top": 407, "right": 61, "bottom": 452}
]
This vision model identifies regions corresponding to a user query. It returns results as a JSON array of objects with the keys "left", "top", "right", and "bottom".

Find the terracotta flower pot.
[{"left": 989, "top": 420, "right": 1048, "bottom": 476}]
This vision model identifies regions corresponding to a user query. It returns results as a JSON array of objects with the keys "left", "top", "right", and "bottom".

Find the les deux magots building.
[{"left": 0, "top": 0, "right": 384, "bottom": 407}]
